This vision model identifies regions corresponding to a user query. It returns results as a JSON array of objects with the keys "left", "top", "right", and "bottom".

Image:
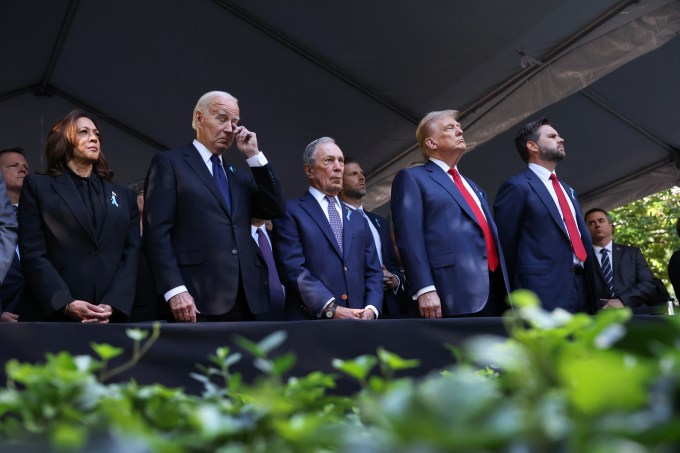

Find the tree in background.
[{"left": 608, "top": 186, "right": 680, "bottom": 297}]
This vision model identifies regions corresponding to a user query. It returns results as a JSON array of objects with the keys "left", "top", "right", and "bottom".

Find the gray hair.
[
  {"left": 303, "top": 136, "right": 336, "bottom": 166},
  {"left": 192, "top": 91, "right": 238, "bottom": 130}
]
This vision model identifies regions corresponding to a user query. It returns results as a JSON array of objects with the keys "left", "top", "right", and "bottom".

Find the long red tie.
[
  {"left": 549, "top": 173, "right": 587, "bottom": 262},
  {"left": 448, "top": 168, "right": 499, "bottom": 271}
]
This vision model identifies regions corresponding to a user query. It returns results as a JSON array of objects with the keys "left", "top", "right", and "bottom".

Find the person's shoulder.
[
  {"left": 614, "top": 242, "right": 641, "bottom": 254},
  {"left": 24, "top": 173, "right": 52, "bottom": 186}
]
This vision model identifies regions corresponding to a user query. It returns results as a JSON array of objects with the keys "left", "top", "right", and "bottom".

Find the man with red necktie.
[
  {"left": 391, "top": 110, "right": 510, "bottom": 318},
  {"left": 494, "top": 118, "right": 596, "bottom": 313}
]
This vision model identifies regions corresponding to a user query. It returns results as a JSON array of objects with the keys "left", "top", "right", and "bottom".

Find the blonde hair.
[{"left": 415, "top": 110, "right": 459, "bottom": 159}]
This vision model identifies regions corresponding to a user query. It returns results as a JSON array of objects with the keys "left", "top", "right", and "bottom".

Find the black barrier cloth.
[{"left": 0, "top": 319, "right": 509, "bottom": 394}]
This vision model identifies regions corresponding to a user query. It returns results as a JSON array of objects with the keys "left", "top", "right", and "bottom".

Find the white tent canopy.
[{"left": 1, "top": 0, "right": 678, "bottom": 213}]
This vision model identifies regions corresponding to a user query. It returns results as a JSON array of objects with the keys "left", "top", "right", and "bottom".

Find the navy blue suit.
[
  {"left": 391, "top": 161, "right": 510, "bottom": 316},
  {"left": 272, "top": 191, "right": 383, "bottom": 320},
  {"left": 143, "top": 144, "right": 285, "bottom": 317},
  {"left": 364, "top": 210, "right": 406, "bottom": 317},
  {"left": 494, "top": 167, "right": 595, "bottom": 312}
]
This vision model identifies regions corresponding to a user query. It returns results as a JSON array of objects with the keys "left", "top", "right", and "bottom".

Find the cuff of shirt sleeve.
[
  {"left": 414, "top": 285, "right": 436, "bottom": 300},
  {"left": 246, "top": 152, "right": 268, "bottom": 166},
  {"left": 366, "top": 305, "right": 379, "bottom": 319},
  {"left": 164, "top": 285, "right": 188, "bottom": 302},
  {"left": 391, "top": 275, "right": 401, "bottom": 295}
]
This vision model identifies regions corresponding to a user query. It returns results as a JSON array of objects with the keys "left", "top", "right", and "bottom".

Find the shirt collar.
[
  {"left": 528, "top": 162, "right": 555, "bottom": 181},
  {"left": 308, "top": 186, "right": 339, "bottom": 204},
  {"left": 193, "top": 139, "right": 220, "bottom": 165},
  {"left": 429, "top": 157, "right": 458, "bottom": 174},
  {"left": 593, "top": 240, "right": 613, "bottom": 256}
]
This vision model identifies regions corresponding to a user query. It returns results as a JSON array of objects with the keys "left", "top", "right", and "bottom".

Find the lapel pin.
[
  {"left": 346, "top": 208, "right": 352, "bottom": 221},
  {"left": 570, "top": 187, "right": 576, "bottom": 200},
  {"left": 111, "top": 191, "right": 119, "bottom": 207},
  {"left": 229, "top": 166, "right": 236, "bottom": 175}
]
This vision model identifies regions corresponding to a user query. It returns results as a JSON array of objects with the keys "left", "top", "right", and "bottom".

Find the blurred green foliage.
[
  {"left": 2, "top": 293, "right": 680, "bottom": 452},
  {"left": 609, "top": 186, "right": 680, "bottom": 296}
]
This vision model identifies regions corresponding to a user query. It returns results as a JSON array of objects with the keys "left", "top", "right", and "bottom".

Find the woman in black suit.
[{"left": 19, "top": 110, "right": 140, "bottom": 322}]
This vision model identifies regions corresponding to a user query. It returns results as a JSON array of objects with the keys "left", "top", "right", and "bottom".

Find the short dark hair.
[
  {"left": 343, "top": 157, "right": 358, "bottom": 166},
  {"left": 44, "top": 110, "right": 113, "bottom": 180},
  {"left": 0, "top": 147, "right": 25, "bottom": 157},
  {"left": 514, "top": 117, "right": 551, "bottom": 163},
  {"left": 584, "top": 208, "right": 611, "bottom": 224}
]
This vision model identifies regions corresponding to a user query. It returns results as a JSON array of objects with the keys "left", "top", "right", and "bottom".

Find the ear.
[
  {"left": 195, "top": 111, "right": 204, "bottom": 129},
  {"left": 303, "top": 163, "right": 313, "bottom": 179},
  {"left": 424, "top": 137, "right": 437, "bottom": 150},
  {"left": 526, "top": 140, "right": 539, "bottom": 153}
]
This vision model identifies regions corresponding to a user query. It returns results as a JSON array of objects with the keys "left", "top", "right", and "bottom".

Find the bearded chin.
[{"left": 539, "top": 148, "right": 564, "bottom": 163}]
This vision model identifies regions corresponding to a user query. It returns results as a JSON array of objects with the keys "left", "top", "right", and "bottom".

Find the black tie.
[
  {"left": 600, "top": 248, "right": 615, "bottom": 297},
  {"left": 210, "top": 154, "right": 231, "bottom": 212}
]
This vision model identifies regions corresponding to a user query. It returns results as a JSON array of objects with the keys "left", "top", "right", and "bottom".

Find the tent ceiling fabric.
[{"left": 0, "top": 0, "right": 678, "bottom": 211}]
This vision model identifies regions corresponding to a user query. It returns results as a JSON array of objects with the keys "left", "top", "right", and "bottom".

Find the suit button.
[
  {"left": 232, "top": 249, "right": 238, "bottom": 255},
  {"left": 92, "top": 249, "right": 100, "bottom": 256},
  {"left": 341, "top": 294, "right": 348, "bottom": 300}
]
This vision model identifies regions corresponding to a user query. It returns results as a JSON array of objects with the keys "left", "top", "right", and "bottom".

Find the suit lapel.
[
  {"left": 51, "top": 173, "right": 97, "bottom": 243},
  {"left": 98, "top": 180, "right": 119, "bottom": 243},
  {"left": 299, "top": 192, "right": 342, "bottom": 258},
  {"left": 593, "top": 248, "right": 606, "bottom": 282},
  {"left": 225, "top": 163, "right": 240, "bottom": 218},
  {"left": 525, "top": 168, "right": 569, "bottom": 240},
  {"left": 425, "top": 161, "right": 479, "bottom": 226},
  {"left": 341, "top": 202, "right": 353, "bottom": 262},
  {"left": 612, "top": 243, "right": 623, "bottom": 287},
  {"left": 183, "top": 146, "right": 231, "bottom": 217}
]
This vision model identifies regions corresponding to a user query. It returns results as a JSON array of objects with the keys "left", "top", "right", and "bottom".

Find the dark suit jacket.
[
  {"left": 18, "top": 173, "right": 140, "bottom": 321},
  {"left": 271, "top": 191, "right": 383, "bottom": 320},
  {"left": 0, "top": 252, "right": 22, "bottom": 313},
  {"left": 594, "top": 243, "right": 658, "bottom": 307},
  {"left": 391, "top": 161, "right": 510, "bottom": 316},
  {"left": 669, "top": 250, "right": 680, "bottom": 299},
  {"left": 143, "top": 144, "right": 285, "bottom": 316},
  {"left": 364, "top": 210, "right": 406, "bottom": 317},
  {"left": 494, "top": 167, "right": 595, "bottom": 312}
]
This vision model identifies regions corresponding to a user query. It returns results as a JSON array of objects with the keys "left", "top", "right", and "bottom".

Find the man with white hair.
[{"left": 144, "top": 91, "right": 285, "bottom": 322}]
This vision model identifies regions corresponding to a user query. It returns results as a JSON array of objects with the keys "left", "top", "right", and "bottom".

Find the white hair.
[{"left": 192, "top": 91, "right": 238, "bottom": 130}]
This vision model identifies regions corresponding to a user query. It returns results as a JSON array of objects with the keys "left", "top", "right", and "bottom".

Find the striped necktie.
[{"left": 600, "top": 248, "right": 615, "bottom": 297}]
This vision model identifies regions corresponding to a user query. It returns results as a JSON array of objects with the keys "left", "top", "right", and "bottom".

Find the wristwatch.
[{"left": 322, "top": 302, "right": 336, "bottom": 319}]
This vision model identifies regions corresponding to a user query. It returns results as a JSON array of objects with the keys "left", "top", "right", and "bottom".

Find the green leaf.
[
  {"left": 125, "top": 328, "right": 149, "bottom": 342},
  {"left": 377, "top": 348, "right": 419, "bottom": 372},
  {"left": 90, "top": 343, "right": 124, "bottom": 361},
  {"left": 258, "top": 330, "right": 288, "bottom": 354},
  {"left": 272, "top": 352, "right": 296, "bottom": 376},
  {"left": 233, "top": 336, "right": 264, "bottom": 358},
  {"left": 332, "top": 355, "right": 377, "bottom": 382},
  {"left": 50, "top": 423, "right": 88, "bottom": 450}
]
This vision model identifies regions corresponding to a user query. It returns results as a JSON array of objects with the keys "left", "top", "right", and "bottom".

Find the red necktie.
[
  {"left": 549, "top": 174, "right": 587, "bottom": 262},
  {"left": 448, "top": 168, "right": 499, "bottom": 271}
]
